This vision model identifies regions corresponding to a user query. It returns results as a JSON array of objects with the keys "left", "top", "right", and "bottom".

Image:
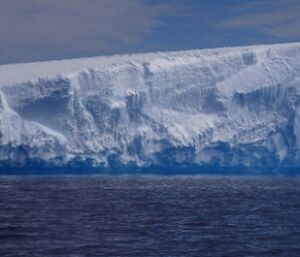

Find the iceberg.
[{"left": 1, "top": 43, "right": 300, "bottom": 174}]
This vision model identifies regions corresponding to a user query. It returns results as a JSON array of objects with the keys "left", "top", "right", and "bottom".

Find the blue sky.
[{"left": 0, "top": 0, "right": 299, "bottom": 64}]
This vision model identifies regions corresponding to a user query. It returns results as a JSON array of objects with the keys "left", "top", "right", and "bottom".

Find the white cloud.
[
  {"left": 0, "top": 0, "right": 182, "bottom": 63},
  {"left": 217, "top": 0, "right": 300, "bottom": 39}
]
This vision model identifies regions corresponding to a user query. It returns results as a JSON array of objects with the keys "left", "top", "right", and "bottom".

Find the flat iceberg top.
[{"left": 1, "top": 42, "right": 299, "bottom": 86}]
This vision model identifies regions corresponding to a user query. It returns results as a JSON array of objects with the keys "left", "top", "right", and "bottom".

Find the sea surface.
[{"left": 0, "top": 175, "right": 299, "bottom": 257}]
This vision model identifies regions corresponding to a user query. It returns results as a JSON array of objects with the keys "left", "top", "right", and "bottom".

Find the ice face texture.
[{"left": 1, "top": 43, "right": 300, "bottom": 173}]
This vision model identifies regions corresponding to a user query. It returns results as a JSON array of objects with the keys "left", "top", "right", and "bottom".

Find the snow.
[{"left": 1, "top": 42, "right": 300, "bottom": 172}]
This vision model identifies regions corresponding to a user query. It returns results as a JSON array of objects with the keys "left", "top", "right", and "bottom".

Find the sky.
[{"left": 0, "top": 0, "right": 300, "bottom": 64}]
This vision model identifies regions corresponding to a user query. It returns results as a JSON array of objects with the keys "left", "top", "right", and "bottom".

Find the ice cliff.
[{"left": 1, "top": 43, "right": 300, "bottom": 173}]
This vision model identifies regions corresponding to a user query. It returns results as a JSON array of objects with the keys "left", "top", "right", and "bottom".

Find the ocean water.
[{"left": 0, "top": 175, "right": 299, "bottom": 257}]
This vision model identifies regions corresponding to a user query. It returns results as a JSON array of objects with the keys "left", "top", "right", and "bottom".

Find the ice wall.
[{"left": 1, "top": 43, "right": 300, "bottom": 173}]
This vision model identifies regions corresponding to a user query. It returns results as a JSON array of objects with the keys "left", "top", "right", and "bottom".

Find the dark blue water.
[{"left": 0, "top": 176, "right": 299, "bottom": 257}]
